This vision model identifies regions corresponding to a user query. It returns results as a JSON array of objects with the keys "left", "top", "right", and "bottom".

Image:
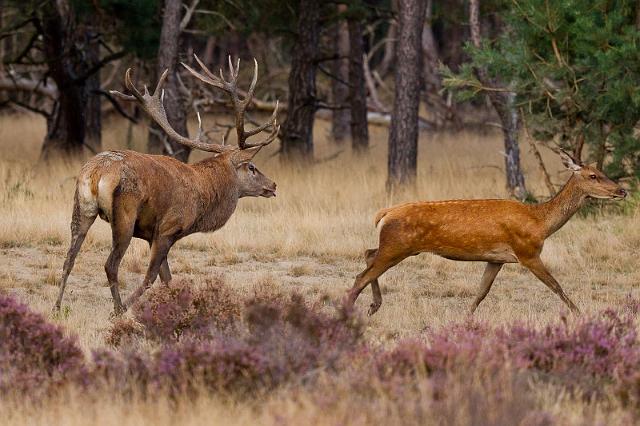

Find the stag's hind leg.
[
  {"left": 104, "top": 192, "right": 139, "bottom": 315},
  {"left": 54, "top": 188, "right": 97, "bottom": 312}
]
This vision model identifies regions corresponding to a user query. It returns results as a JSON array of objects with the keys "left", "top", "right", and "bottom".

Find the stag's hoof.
[{"left": 368, "top": 302, "right": 381, "bottom": 316}]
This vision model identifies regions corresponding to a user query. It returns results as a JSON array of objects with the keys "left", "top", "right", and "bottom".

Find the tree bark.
[
  {"left": 148, "top": 0, "right": 190, "bottom": 162},
  {"left": 348, "top": 17, "right": 369, "bottom": 152},
  {"left": 422, "top": 0, "right": 454, "bottom": 127},
  {"left": 83, "top": 16, "right": 101, "bottom": 154},
  {"left": 280, "top": 0, "right": 320, "bottom": 159},
  {"left": 387, "top": 0, "right": 426, "bottom": 190},
  {"left": 469, "top": 0, "right": 527, "bottom": 199},
  {"left": 39, "top": 0, "right": 101, "bottom": 160},
  {"left": 377, "top": 0, "right": 397, "bottom": 78},
  {"left": 331, "top": 8, "right": 350, "bottom": 142}
]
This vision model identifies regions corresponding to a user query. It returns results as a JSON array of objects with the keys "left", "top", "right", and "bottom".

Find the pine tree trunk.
[
  {"left": 148, "top": 0, "right": 190, "bottom": 162},
  {"left": 387, "top": 0, "right": 426, "bottom": 190},
  {"left": 377, "top": 0, "right": 397, "bottom": 78},
  {"left": 280, "top": 0, "right": 320, "bottom": 159},
  {"left": 469, "top": 0, "right": 527, "bottom": 199},
  {"left": 84, "top": 18, "right": 101, "bottom": 154},
  {"left": 422, "top": 0, "right": 454, "bottom": 127},
  {"left": 348, "top": 18, "right": 368, "bottom": 152},
  {"left": 39, "top": 0, "right": 94, "bottom": 160},
  {"left": 331, "top": 10, "right": 350, "bottom": 143}
]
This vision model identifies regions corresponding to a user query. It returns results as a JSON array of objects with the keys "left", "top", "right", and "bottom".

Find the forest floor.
[{"left": 1, "top": 113, "right": 639, "bottom": 424}]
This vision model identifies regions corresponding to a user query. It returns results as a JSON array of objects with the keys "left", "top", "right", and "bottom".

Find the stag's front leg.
[
  {"left": 148, "top": 240, "right": 172, "bottom": 285},
  {"left": 159, "top": 259, "right": 172, "bottom": 285},
  {"left": 125, "top": 237, "right": 173, "bottom": 307}
]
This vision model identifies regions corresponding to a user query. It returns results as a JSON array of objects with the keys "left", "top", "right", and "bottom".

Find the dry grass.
[{"left": 1, "top": 112, "right": 639, "bottom": 424}]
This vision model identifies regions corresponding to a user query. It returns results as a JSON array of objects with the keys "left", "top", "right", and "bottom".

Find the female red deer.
[
  {"left": 54, "top": 56, "right": 279, "bottom": 315},
  {"left": 346, "top": 151, "right": 627, "bottom": 316}
]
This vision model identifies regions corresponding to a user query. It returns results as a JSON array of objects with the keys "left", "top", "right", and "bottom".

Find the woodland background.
[{"left": 3, "top": 1, "right": 640, "bottom": 425}]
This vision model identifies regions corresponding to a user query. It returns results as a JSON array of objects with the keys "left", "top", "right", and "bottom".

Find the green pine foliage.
[{"left": 446, "top": 0, "right": 640, "bottom": 179}]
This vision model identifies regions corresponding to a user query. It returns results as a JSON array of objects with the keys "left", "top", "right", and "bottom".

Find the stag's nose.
[{"left": 617, "top": 188, "right": 627, "bottom": 198}]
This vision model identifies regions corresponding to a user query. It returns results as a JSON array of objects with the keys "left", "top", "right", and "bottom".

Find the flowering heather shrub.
[
  {"left": 241, "top": 292, "right": 364, "bottom": 384},
  {"left": 107, "top": 277, "right": 242, "bottom": 345},
  {"left": 377, "top": 305, "right": 640, "bottom": 398},
  {"left": 97, "top": 287, "right": 364, "bottom": 395},
  {"left": 0, "top": 294, "right": 85, "bottom": 396}
]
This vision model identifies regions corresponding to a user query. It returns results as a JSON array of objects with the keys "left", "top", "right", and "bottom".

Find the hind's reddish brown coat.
[{"left": 346, "top": 152, "right": 627, "bottom": 316}]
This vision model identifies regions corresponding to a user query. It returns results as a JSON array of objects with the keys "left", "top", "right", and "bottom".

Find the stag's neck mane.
[
  {"left": 189, "top": 156, "right": 240, "bottom": 234},
  {"left": 534, "top": 175, "right": 587, "bottom": 237}
]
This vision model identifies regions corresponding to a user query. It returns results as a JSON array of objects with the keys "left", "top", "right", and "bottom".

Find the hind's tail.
[{"left": 374, "top": 207, "right": 393, "bottom": 229}]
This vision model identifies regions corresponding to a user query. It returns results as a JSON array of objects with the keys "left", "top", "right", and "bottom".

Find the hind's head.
[{"left": 560, "top": 151, "right": 627, "bottom": 200}]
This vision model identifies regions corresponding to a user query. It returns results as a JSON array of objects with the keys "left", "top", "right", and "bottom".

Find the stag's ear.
[
  {"left": 560, "top": 150, "right": 582, "bottom": 172},
  {"left": 230, "top": 146, "right": 263, "bottom": 167}
]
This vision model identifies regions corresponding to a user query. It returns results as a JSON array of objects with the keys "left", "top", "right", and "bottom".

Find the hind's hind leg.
[
  {"left": 365, "top": 249, "right": 383, "bottom": 316},
  {"left": 55, "top": 191, "right": 97, "bottom": 312},
  {"left": 345, "top": 247, "right": 403, "bottom": 314}
]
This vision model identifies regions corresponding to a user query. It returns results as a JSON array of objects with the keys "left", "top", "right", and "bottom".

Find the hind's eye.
[{"left": 590, "top": 174, "right": 597, "bottom": 180}]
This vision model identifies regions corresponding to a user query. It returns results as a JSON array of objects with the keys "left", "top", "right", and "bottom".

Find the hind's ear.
[
  {"left": 560, "top": 150, "right": 582, "bottom": 172},
  {"left": 230, "top": 146, "right": 262, "bottom": 167}
]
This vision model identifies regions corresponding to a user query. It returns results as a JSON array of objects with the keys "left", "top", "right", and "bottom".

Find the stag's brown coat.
[{"left": 55, "top": 56, "right": 279, "bottom": 315}]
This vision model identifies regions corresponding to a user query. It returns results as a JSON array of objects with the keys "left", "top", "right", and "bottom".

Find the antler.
[
  {"left": 110, "top": 69, "right": 233, "bottom": 153},
  {"left": 182, "top": 55, "right": 279, "bottom": 149},
  {"left": 110, "top": 55, "right": 279, "bottom": 153}
]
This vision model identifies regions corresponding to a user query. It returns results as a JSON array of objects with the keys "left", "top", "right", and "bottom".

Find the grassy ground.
[{"left": 1, "top": 113, "right": 639, "bottom": 424}]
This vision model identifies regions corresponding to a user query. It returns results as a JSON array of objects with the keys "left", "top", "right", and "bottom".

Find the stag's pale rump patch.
[
  {"left": 77, "top": 176, "right": 98, "bottom": 217},
  {"left": 97, "top": 175, "right": 117, "bottom": 222}
]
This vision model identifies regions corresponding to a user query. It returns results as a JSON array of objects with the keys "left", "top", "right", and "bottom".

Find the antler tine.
[
  {"left": 243, "top": 119, "right": 280, "bottom": 149},
  {"left": 241, "top": 58, "right": 259, "bottom": 107},
  {"left": 243, "top": 100, "right": 278, "bottom": 139},
  {"left": 111, "top": 68, "right": 233, "bottom": 154},
  {"left": 234, "top": 57, "right": 240, "bottom": 80},
  {"left": 182, "top": 54, "right": 280, "bottom": 150},
  {"left": 182, "top": 59, "right": 224, "bottom": 90},
  {"left": 153, "top": 69, "right": 169, "bottom": 96},
  {"left": 193, "top": 54, "right": 218, "bottom": 82}
]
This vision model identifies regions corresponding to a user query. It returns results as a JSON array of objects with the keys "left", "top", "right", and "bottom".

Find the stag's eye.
[
  {"left": 248, "top": 164, "right": 256, "bottom": 173},
  {"left": 589, "top": 174, "right": 597, "bottom": 180}
]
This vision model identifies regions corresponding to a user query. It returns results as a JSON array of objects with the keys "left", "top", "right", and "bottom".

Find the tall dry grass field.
[{"left": 1, "top": 112, "right": 639, "bottom": 425}]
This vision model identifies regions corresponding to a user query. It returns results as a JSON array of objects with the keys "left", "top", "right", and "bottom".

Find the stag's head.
[
  {"left": 226, "top": 147, "right": 276, "bottom": 198},
  {"left": 110, "top": 55, "right": 279, "bottom": 199},
  {"left": 560, "top": 151, "right": 627, "bottom": 200}
]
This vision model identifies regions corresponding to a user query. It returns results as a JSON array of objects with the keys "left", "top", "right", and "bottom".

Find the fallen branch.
[{"left": 0, "top": 76, "right": 57, "bottom": 99}]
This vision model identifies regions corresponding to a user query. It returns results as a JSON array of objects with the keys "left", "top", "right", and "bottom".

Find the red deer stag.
[
  {"left": 54, "top": 56, "right": 279, "bottom": 315},
  {"left": 346, "top": 151, "right": 627, "bottom": 316}
]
